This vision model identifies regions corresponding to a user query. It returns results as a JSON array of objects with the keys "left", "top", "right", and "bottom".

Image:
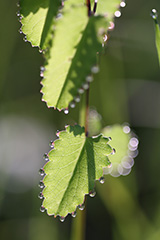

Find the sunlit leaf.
[
  {"left": 20, "top": 0, "right": 60, "bottom": 49},
  {"left": 40, "top": 125, "right": 113, "bottom": 218}
]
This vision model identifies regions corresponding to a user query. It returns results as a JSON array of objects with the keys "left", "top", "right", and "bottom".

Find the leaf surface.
[
  {"left": 41, "top": 125, "right": 112, "bottom": 217},
  {"left": 20, "top": 0, "right": 121, "bottom": 109},
  {"left": 41, "top": 5, "right": 109, "bottom": 109},
  {"left": 20, "top": 0, "right": 60, "bottom": 49},
  {"left": 41, "top": 0, "right": 121, "bottom": 109}
]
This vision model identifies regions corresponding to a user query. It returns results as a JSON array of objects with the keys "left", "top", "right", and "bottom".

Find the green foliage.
[
  {"left": 20, "top": 0, "right": 121, "bottom": 110},
  {"left": 42, "top": 125, "right": 113, "bottom": 217},
  {"left": 20, "top": 0, "right": 60, "bottom": 50}
]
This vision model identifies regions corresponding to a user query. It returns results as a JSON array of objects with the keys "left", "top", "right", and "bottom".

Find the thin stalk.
[
  {"left": 70, "top": 89, "right": 90, "bottom": 240},
  {"left": 85, "top": 87, "right": 90, "bottom": 137},
  {"left": 86, "top": 0, "right": 91, "bottom": 16},
  {"left": 71, "top": 2, "right": 92, "bottom": 239}
]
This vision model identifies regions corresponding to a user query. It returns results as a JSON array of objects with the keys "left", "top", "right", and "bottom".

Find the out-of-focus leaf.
[{"left": 102, "top": 124, "right": 138, "bottom": 177}]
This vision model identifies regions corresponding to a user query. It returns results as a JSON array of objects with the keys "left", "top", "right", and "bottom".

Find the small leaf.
[
  {"left": 41, "top": 4, "right": 109, "bottom": 109},
  {"left": 41, "top": 125, "right": 112, "bottom": 218},
  {"left": 102, "top": 124, "right": 139, "bottom": 177}
]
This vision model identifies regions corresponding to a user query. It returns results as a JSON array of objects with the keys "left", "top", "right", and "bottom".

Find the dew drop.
[
  {"left": 108, "top": 21, "right": 115, "bottom": 30},
  {"left": 108, "top": 137, "right": 112, "bottom": 141},
  {"left": 39, "top": 49, "right": 43, "bottom": 53},
  {"left": 64, "top": 108, "right": 69, "bottom": 114},
  {"left": 16, "top": 2, "right": 20, "bottom": 7},
  {"left": 99, "top": 177, "right": 105, "bottom": 184},
  {"left": 39, "top": 168, "right": 45, "bottom": 176},
  {"left": 107, "top": 163, "right": 112, "bottom": 168},
  {"left": 56, "top": 13, "right": 63, "bottom": 19},
  {"left": 82, "top": 82, "right": 89, "bottom": 90},
  {"left": 40, "top": 71, "right": 44, "bottom": 77},
  {"left": 78, "top": 88, "right": 84, "bottom": 94},
  {"left": 123, "top": 125, "right": 130, "bottom": 134},
  {"left": 117, "top": 164, "right": 123, "bottom": 175},
  {"left": 49, "top": 140, "right": 54, "bottom": 148},
  {"left": 86, "top": 75, "right": 93, "bottom": 82},
  {"left": 120, "top": 1, "right": 126, "bottom": 8},
  {"left": 40, "top": 206, "right": 45, "bottom": 212},
  {"left": 91, "top": 66, "right": 99, "bottom": 74},
  {"left": 56, "top": 130, "right": 60, "bottom": 137},
  {"left": 89, "top": 189, "right": 96, "bottom": 197},
  {"left": 129, "top": 137, "right": 139, "bottom": 148},
  {"left": 60, "top": 216, "right": 65, "bottom": 222},
  {"left": 71, "top": 211, "right": 77, "bottom": 218},
  {"left": 111, "top": 148, "right": 116, "bottom": 155},
  {"left": 74, "top": 95, "right": 81, "bottom": 103},
  {"left": 151, "top": 9, "right": 158, "bottom": 19},
  {"left": 115, "top": 10, "right": 121, "bottom": 18},
  {"left": 38, "top": 192, "right": 44, "bottom": 200},
  {"left": 39, "top": 181, "right": 45, "bottom": 189},
  {"left": 40, "top": 66, "right": 45, "bottom": 72},
  {"left": 23, "top": 36, "right": 27, "bottom": 42},
  {"left": 70, "top": 101, "right": 76, "bottom": 108},
  {"left": 121, "top": 161, "right": 131, "bottom": 169},
  {"left": 19, "top": 29, "right": 22, "bottom": 34},
  {"left": 78, "top": 203, "right": 85, "bottom": 211},
  {"left": 16, "top": 11, "right": 20, "bottom": 17},
  {"left": 43, "top": 153, "right": 49, "bottom": 161},
  {"left": 103, "top": 34, "right": 108, "bottom": 42}
]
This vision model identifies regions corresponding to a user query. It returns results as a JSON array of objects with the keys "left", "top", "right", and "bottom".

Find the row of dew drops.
[
  {"left": 104, "top": 124, "right": 139, "bottom": 177},
  {"left": 38, "top": 132, "right": 112, "bottom": 222}
]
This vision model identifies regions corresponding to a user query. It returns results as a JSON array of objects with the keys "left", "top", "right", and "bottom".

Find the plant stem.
[
  {"left": 86, "top": 0, "right": 91, "bottom": 16},
  {"left": 70, "top": 207, "right": 86, "bottom": 240},
  {"left": 85, "top": 87, "right": 90, "bottom": 137},
  {"left": 70, "top": 89, "right": 90, "bottom": 240}
]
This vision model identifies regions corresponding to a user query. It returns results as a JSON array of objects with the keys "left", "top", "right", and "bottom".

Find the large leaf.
[
  {"left": 91, "top": 0, "right": 121, "bottom": 18},
  {"left": 102, "top": 124, "right": 139, "bottom": 177},
  {"left": 41, "top": 7, "right": 109, "bottom": 109},
  {"left": 40, "top": 125, "right": 113, "bottom": 218},
  {"left": 20, "top": 0, "right": 122, "bottom": 109},
  {"left": 20, "top": 0, "right": 60, "bottom": 49},
  {"left": 41, "top": 0, "right": 121, "bottom": 110}
]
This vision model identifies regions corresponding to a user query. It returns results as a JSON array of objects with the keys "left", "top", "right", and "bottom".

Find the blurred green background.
[{"left": 0, "top": 0, "right": 160, "bottom": 239}]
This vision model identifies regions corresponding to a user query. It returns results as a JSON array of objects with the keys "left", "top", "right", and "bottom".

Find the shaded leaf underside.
[{"left": 42, "top": 125, "right": 112, "bottom": 217}]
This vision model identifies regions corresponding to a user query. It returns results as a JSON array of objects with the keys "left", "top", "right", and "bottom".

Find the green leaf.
[
  {"left": 91, "top": 0, "right": 121, "bottom": 18},
  {"left": 41, "top": 125, "right": 112, "bottom": 218},
  {"left": 41, "top": 0, "right": 121, "bottom": 110},
  {"left": 102, "top": 124, "right": 138, "bottom": 177},
  {"left": 151, "top": 9, "right": 160, "bottom": 65},
  {"left": 20, "top": 0, "right": 60, "bottom": 49},
  {"left": 41, "top": 6, "right": 109, "bottom": 109}
]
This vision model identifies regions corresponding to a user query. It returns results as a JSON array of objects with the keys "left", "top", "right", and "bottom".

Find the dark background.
[{"left": 0, "top": 0, "right": 160, "bottom": 239}]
